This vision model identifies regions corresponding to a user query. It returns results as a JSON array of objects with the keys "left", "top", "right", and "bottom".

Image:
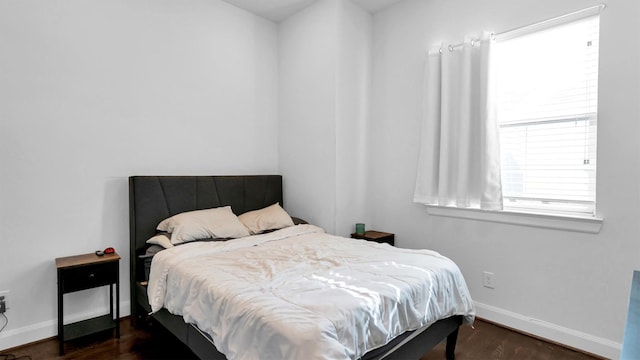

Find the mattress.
[{"left": 148, "top": 224, "right": 474, "bottom": 360}]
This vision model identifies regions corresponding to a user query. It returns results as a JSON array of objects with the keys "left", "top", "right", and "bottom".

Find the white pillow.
[
  {"left": 146, "top": 234, "right": 174, "bottom": 249},
  {"left": 157, "top": 206, "right": 250, "bottom": 244},
  {"left": 238, "top": 203, "right": 294, "bottom": 235}
]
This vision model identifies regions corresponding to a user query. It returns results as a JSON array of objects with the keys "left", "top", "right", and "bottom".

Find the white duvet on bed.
[{"left": 148, "top": 224, "right": 474, "bottom": 360}]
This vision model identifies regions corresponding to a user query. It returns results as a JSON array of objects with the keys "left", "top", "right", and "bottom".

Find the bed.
[{"left": 129, "top": 175, "right": 474, "bottom": 359}]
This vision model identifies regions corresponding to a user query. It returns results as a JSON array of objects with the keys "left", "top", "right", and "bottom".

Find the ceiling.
[{"left": 222, "top": 0, "right": 405, "bottom": 22}]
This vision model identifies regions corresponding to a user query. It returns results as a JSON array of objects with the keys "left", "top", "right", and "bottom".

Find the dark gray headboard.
[
  {"left": 129, "top": 175, "right": 284, "bottom": 249},
  {"left": 129, "top": 175, "right": 283, "bottom": 283}
]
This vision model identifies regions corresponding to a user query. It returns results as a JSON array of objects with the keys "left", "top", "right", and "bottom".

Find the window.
[{"left": 494, "top": 11, "right": 600, "bottom": 217}]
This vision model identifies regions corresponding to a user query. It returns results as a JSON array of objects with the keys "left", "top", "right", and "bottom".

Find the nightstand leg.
[
  {"left": 109, "top": 284, "right": 113, "bottom": 318},
  {"left": 115, "top": 265, "right": 120, "bottom": 338},
  {"left": 57, "top": 269, "right": 64, "bottom": 356}
]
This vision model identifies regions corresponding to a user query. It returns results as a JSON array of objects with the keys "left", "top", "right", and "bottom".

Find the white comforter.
[{"left": 148, "top": 224, "right": 474, "bottom": 360}]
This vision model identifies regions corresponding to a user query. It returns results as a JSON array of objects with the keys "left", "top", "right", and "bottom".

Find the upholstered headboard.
[
  {"left": 128, "top": 175, "right": 283, "bottom": 285},
  {"left": 129, "top": 176, "right": 283, "bottom": 250}
]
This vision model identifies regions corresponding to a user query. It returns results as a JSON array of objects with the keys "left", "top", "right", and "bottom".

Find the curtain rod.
[
  {"left": 439, "top": 40, "right": 480, "bottom": 54},
  {"left": 435, "top": 4, "right": 605, "bottom": 54}
]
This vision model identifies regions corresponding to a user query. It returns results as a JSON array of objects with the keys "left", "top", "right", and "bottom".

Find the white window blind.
[{"left": 494, "top": 11, "right": 600, "bottom": 217}]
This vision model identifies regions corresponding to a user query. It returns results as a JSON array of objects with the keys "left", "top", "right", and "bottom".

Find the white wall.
[
  {"left": 279, "top": 0, "right": 339, "bottom": 232},
  {"left": 278, "top": 0, "right": 371, "bottom": 236},
  {"left": 0, "top": 0, "right": 278, "bottom": 349},
  {"left": 369, "top": 0, "right": 640, "bottom": 357},
  {"left": 335, "top": 0, "right": 372, "bottom": 236}
]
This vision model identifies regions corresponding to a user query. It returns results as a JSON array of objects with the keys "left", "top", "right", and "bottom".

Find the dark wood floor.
[
  {"left": 1, "top": 317, "right": 601, "bottom": 360},
  {"left": 422, "top": 320, "right": 602, "bottom": 360}
]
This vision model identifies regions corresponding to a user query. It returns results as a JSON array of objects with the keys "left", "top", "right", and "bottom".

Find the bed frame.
[{"left": 129, "top": 175, "right": 462, "bottom": 359}]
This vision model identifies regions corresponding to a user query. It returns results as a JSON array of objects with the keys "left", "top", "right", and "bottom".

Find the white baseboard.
[
  {"left": 474, "top": 301, "right": 620, "bottom": 359},
  {"left": 0, "top": 301, "right": 130, "bottom": 352}
]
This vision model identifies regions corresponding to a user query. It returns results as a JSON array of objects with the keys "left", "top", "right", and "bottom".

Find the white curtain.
[{"left": 413, "top": 33, "right": 503, "bottom": 210}]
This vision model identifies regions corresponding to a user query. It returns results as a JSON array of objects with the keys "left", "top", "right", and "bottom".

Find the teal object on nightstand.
[{"left": 355, "top": 223, "right": 365, "bottom": 235}]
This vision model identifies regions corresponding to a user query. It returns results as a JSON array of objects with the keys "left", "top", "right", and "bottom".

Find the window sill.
[{"left": 426, "top": 205, "right": 603, "bottom": 234}]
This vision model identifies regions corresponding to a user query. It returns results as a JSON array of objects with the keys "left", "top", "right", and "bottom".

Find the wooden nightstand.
[
  {"left": 351, "top": 230, "right": 395, "bottom": 246},
  {"left": 56, "top": 251, "right": 120, "bottom": 355}
]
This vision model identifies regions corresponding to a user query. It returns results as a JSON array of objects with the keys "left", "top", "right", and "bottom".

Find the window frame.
[
  {"left": 494, "top": 5, "right": 602, "bottom": 219},
  {"left": 425, "top": 5, "right": 605, "bottom": 233}
]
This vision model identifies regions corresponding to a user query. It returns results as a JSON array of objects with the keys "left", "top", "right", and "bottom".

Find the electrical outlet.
[
  {"left": 482, "top": 271, "right": 495, "bottom": 289},
  {"left": 0, "top": 290, "right": 10, "bottom": 312}
]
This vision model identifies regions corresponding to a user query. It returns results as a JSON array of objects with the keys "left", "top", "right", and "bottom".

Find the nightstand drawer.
[{"left": 61, "top": 262, "right": 117, "bottom": 293}]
